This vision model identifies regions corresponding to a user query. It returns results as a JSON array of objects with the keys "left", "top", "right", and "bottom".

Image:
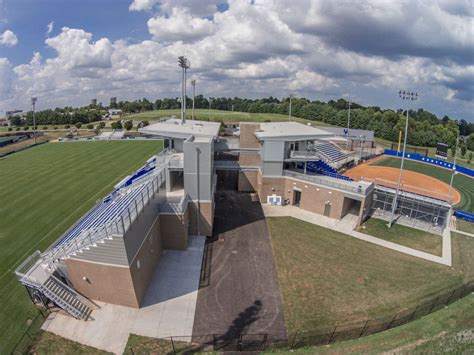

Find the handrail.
[{"left": 283, "top": 170, "right": 371, "bottom": 194}]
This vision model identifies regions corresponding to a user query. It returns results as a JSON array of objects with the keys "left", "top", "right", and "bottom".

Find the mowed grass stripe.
[
  {"left": 373, "top": 157, "right": 473, "bottom": 213},
  {"left": 0, "top": 140, "right": 162, "bottom": 354}
]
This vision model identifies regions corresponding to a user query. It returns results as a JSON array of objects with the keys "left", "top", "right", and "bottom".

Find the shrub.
[
  {"left": 16, "top": 127, "right": 21, "bottom": 131},
  {"left": 87, "top": 124, "right": 94, "bottom": 129},
  {"left": 111, "top": 121, "right": 123, "bottom": 130},
  {"left": 66, "top": 133, "right": 74, "bottom": 139},
  {"left": 75, "top": 122, "right": 82, "bottom": 129},
  {"left": 468, "top": 152, "right": 473, "bottom": 164},
  {"left": 98, "top": 121, "right": 106, "bottom": 129},
  {"left": 124, "top": 120, "right": 133, "bottom": 131},
  {"left": 42, "top": 126, "right": 48, "bottom": 130},
  {"left": 53, "top": 126, "right": 58, "bottom": 130},
  {"left": 23, "top": 126, "right": 29, "bottom": 131},
  {"left": 7, "top": 127, "right": 12, "bottom": 131},
  {"left": 65, "top": 124, "right": 70, "bottom": 129},
  {"left": 460, "top": 145, "right": 467, "bottom": 157}
]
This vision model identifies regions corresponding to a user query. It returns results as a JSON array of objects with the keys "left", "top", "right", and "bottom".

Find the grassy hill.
[{"left": 0, "top": 140, "right": 163, "bottom": 354}]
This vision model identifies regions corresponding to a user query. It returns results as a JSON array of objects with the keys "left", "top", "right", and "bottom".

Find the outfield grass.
[
  {"left": 359, "top": 217, "right": 443, "bottom": 256},
  {"left": 267, "top": 217, "right": 474, "bottom": 332},
  {"left": 0, "top": 140, "right": 163, "bottom": 354},
  {"left": 373, "top": 157, "right": 474, "bottom": 213},
  {"left": 127, "top": 108, "right": 331, "bottom": 126}
]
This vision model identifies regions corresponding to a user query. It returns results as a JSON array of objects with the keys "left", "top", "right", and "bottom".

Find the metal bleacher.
[
  {"left": 16, "top": 150, "right": 170, "bottom": 320},
  {"left": 312, "top": 141, "right": 347, "bottom": 162}
]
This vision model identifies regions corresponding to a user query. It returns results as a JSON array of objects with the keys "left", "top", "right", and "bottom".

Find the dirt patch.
[{"left": 345, "top": 164, "right": 461, "bottom": 204}]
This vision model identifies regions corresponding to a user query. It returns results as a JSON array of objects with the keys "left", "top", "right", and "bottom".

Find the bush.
[
  {"left": 111, "top": 121, "right": 123, "bottom": 130},
  {"left": 460, "top": 145, "right": 467, "bottom": 157},
  {"left": 75, "top": 122, "right": 82, "bottom": 129},
  {"left": 66, "top": 133, "right": 73, "bottom": 138},
  {"left": 16, "top": 127, "right": 21, "bottom": 131},
  {"left": 65, "top": 125, "right": 70, "bottom": 129},
  {"left": 141, "top": 120, "right": 149, "bottom": 127},
  {"left": 86, "top": 124, "right": 94, "bottom": 129},
  {"left": 98, "top": 121, "right": 106, "bottom": 129},
  {"left": 23, "top": 126, "right": 29, "bottom": 131},
  {"left": 468, "top": 152, "right": 473, "bottom": 164},
  {"left": 124, "top": 120, "right": 133, "bottom": 131},
  {"left": 42, "top": 126, "right": 48, "bottom": 130},
  {"left": 53, "top": 126, "right": 58, "bottom": 130},
  {"left": 7, "top": 127, "right": 12, "bottom": 131}
]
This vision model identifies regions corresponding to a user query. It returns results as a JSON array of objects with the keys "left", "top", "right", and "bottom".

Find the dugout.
[{"left": 370, "top": 185, "right": 451, "bottom": 232}]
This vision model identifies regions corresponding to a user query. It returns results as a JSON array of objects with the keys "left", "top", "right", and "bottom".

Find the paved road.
[{"left": 192, "top": 191, "right": 286, "bottom": 340}]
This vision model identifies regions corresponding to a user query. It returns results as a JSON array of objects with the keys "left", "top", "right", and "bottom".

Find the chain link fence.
[
  {"left": 11, "top": 308, "right": 50, "bottom": 355},
  {"left": 128, "top": 281, "right": 473, "bottom": 354}
]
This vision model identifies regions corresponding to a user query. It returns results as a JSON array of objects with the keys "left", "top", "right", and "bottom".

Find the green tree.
[
  {"left": 124, "top": 120, "right": 133, "bottom": 131},
  {"left": 460, "top": 145, "right": 467, "bottom": 157},
  {"left": 98, "top": 121, "right": 106, "bottom": 129},
  {"left": 468, "top": 152, "right": 473, "bottom": 164},
  {"left": 75, "top": 122, "right": 82, "bottom": 129},
  {"left": 111, "top": 121, "right": 122, "bottom": 130}
]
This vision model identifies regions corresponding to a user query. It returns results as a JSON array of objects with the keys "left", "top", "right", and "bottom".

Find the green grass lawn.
[
  {"left": 457, "top": 219, "right": 474, "bottom": 234},
  {"left": 373, "top": 157, "right": 474, "bottom": 213},
  {"left": 269, "top": 294, "right": 474, "bottom": 354},
  {"left": 29, "top": 331, "right": 111, "bottom": 355},
  {"left": 127, "top": 108, "right": 331, "bottom": 126},
  {"left": 0, "top": 140, "right": 163, "bottom": 354},
  {"left": 359, "top": 217, "right": 443, "bottom": 256},
  {"left": 267, "top": 217, "right": 474, "bottom": 332}
]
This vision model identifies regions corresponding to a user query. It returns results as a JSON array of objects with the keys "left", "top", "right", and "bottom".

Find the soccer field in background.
[{"left": 0, "top": 140, "right": 163, "bottom": 354}]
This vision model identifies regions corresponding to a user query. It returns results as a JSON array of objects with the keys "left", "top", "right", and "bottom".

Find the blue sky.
[{"left": 0, "top": 0, "right": 473, "bottom": 121}]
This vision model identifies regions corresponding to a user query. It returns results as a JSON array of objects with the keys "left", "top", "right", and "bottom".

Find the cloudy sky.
[{"left": 0, "top": 0, "right": 473, "bottom": 121}]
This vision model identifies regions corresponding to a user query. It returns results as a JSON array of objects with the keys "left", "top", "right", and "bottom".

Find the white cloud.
[
  {"left": 0, "top": 29, "right": 18, "bottom": 46},
  {"left": 148, "top": 7, "right": 216, "bottom": 43},
  {"left": 129, "top": 0, "right": 158, "bottom": 12},
  {"left": 1, "top": 0, "right": 473, "bottom": 120},
  {"left": 0, "top": 57, "right": 14, "bottom": 99},
  {"left": 46, "top": 21, "right": 54, "bottom": 35}
]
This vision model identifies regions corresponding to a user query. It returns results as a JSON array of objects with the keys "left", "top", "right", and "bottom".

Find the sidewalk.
[{"left": 263, "top": 205, "right": 452, "bottom": 266}]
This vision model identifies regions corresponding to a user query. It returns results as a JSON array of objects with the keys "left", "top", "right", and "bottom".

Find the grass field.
[
  {"left": 269, "top": 294, "right": 474, "bottom": 354},
  {"left": 457, "top": 219, "right": 474, "bottom": 234},
  {"left": 29, "top": 331, "right": 111, "bottom": 355},
  {"left": 373, "top": 157, "right": 474, "bottom": 213},
  {"left": 359, "top": 217, "right": 443, "bottom": 256},
  {"left": 267, "top": 217, "right": 474, "bottom": 332},
  {"left": 0, "top": 140, "right": 163, "bottom": 354},
  {"left": 127, "top": 108, "right": 331, "bottom": 126}
]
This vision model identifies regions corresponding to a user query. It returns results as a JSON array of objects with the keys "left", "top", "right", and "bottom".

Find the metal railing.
[
  {"left": 42, "top": 169, "right": 165, "bottom": 267},
  {"left": 283, "top": 170, "right": 372, "bottom": 195}
]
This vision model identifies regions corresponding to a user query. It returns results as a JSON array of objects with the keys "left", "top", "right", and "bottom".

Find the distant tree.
[
  {"left": 7, "top": 127, "right": 12, "bottom": 131},
  {"left": 86, "top": 124, "right": 94, "bottom": 129},
  {"left": 42, "top": 126, "right": 48, "bottom": 130},
  {"left": 460, "top": 145, "right": 467, "bottom": 157},
  {"left": 9, "top": 115, "right": 22, "bottom": 126},
  {"left": 75, "top": 122, "right": 82, "bottom": 129},
  {"left": 98, "top": 121, "right": 106, "bottom": 129},
  {"left": 15, "top": 127, "right": 21, "bottom": 131},
  {"left": 124, "top": 120, "right": 133, "bottom": 131},
  {"left": 64, "top": 124, "right": 70, "bottom": 129},
  {"left": 23, "top": 126, "right": 29, "bottom": 131},
  {"left": 111, "top": 121, "right": 122, "bottom": 130},
  {"left": 53, "top": 126, "right": 58, "bottom": 130},
  {"left": 468, "top": 152, "right": 473, "bottom": 164}
]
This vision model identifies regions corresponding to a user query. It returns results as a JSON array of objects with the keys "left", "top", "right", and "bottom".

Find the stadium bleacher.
[
  {"left": 297, "top": 160, "right": 353, "bottom": 182},
  {"left": 313, "top": 141, "right": 347, "bottom": 162}
]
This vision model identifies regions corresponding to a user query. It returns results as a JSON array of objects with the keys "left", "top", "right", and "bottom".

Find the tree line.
[{"left": 8, "top": 96, "right": 474, "bottom": 150}]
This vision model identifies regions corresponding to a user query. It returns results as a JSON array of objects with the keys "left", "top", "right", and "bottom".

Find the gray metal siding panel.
[{"left": 262, "top": 141, "right": 285, "bottom": 162}]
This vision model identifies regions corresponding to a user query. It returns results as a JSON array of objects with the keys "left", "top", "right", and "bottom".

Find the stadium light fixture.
[
  {"left": 388, "top": 90, "right": 418, "bottom": 228},
  {"left": 346, "top": 100, "right": 351, "bottom": 150},
  {"left": 448, "top": 122, "right": 460, "bottom": 198},
  {"left": 191, "top": 80, "right": 196, "bottom": 120},
  {"left": 31, "top": 97, "right": 38, "bottom": 144},
  {"left": 178, "top": 56, "right": 191, "bottom": 124},
  {"left": 289, "top": 94, "right": 295, "bottom": 122}
]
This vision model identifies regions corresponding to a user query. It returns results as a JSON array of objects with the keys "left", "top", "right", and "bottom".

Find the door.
[
  {"left": 324, "top": 202, "right": 331, "bottom": 217},
  {"left": 293, "top": 190, "right": 301, "bottom": 206}
]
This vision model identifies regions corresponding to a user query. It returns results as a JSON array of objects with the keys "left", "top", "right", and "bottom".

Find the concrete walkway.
[
  {"left": 42, "top": 236, "right": 205, "bottom": 354},
  {"left": 263, "top": 205, "right": 452, "bottom": 266},
  {"left": 453, "top": 229, "right": 474, "bottom": 238}
]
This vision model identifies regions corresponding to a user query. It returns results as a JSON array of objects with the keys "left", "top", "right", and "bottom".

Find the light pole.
[
  {"left": 178, "top": 56, "right": 190, "bottom": 124},
  {"left": 191, "top": 80, "right": 196, "bottom": 120},
  {"left": 195, "top": 147, "right": 201, "bottom": 237},
  {"left": 31, "top": 97, "right": 38, "bottom": 144},
  {"left": 346, "top": 100, "right": 351, "bottom": 150},
  {"left": 448, "top": 124, "right": 460, "bottom": 200},
  {"left": 288, "top": 94, "right": 294, "bottom": 122},
  {"left": 208, "top": 98, "right": 212, "bottom": 122},
  {"left": 388, "top": 90, "right": 418, "bottom": 228}
]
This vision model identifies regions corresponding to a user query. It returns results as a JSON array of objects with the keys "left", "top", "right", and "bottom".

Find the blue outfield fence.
[
  {"left": 383, "top": 149, "right": 474, "bottom": 178},
  {"left": 454, "top": 210, "right": 474, "bottom": 223}
]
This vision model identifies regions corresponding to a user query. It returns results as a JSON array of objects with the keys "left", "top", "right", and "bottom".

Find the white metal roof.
[
  {"left": 251, "top": 122, "right": 333, "bottom": 140},
  {"left": 140, "top": 118, "right": 221, "bottom": 140}
]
